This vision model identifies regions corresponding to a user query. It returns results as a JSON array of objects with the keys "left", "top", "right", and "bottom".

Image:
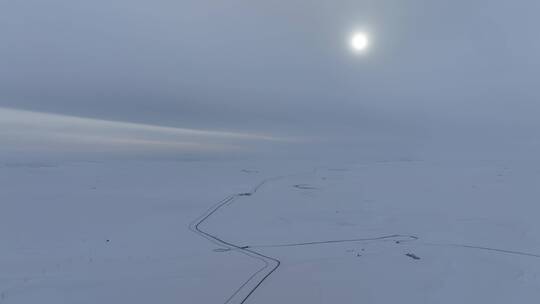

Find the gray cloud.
[
  {"left": 0, "top": 107, "right": 290, "bottom": 161},
  {"left": 2, "top": 1, "right": 540, "bottom": 160}
]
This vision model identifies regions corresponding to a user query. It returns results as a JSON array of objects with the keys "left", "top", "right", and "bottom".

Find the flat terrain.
[{"left": 2, "top": 159, "right": 540, "bottom": 303}]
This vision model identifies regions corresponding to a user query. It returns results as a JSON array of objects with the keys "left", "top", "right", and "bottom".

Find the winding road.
[{"left": 189, "top": 169, "right": 540, "bottom": 304}]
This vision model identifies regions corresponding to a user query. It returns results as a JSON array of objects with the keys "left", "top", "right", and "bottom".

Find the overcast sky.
[{"left": 2, "top": 1, "right": 540, "bottom": 159}]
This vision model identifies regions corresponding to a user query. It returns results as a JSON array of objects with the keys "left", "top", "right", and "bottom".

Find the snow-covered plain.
[{"left": 2, "top": 157, "right": 540, "bottom": 303}]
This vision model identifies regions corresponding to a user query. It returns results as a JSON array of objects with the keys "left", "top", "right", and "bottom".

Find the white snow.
[{"left": 2, "top": 157, "right": 540, "bottom": 303}]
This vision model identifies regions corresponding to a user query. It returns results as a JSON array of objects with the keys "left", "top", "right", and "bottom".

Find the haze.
[
  {"left": 2, "top": 0, "right": 540, "bottom": 160},
  {"left": 3, "top": 3, "right": 540, "bottom": 304}
]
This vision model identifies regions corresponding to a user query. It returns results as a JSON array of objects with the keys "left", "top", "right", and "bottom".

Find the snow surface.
[{"left": 2, "top": 158, "right": 540, "bottom": 303}]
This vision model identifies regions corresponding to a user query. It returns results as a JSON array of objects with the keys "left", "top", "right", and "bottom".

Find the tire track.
[
  {"left": 188, "top": 176, "right": 286, "bottom": 304},
  {"left": 190, "top": 168, "right": 540, "bottom": 304},
  {"left": 246, "top": 234, "right": 418, "bottom": 249},
  {"left": 420, "top": 242, "right": 540, "bottom": 258},
  {"left": 189, "top": 172, "right": 416, "bottom": 304}
]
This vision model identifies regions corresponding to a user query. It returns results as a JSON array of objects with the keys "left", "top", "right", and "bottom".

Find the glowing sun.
[{"left": 350, "top": 32, "right": 370, "bottom": 53}]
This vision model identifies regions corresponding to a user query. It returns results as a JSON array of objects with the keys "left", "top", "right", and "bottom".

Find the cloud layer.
[{"left": 0, "top": 108, "right": 285, "bottom": 160}]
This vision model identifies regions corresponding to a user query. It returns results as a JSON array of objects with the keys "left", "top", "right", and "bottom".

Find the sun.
[{"left": 350, "top": 32, "right": 369, "bottom": 53}]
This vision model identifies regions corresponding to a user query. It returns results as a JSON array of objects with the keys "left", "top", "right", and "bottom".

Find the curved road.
[{"left": 189, "top": 169, "right": 540, "bottom": 303}]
